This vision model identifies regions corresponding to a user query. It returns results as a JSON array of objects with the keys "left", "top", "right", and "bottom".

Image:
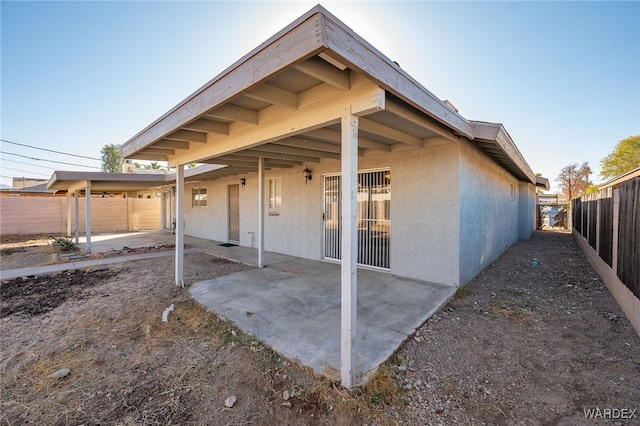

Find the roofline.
[
  {"left": 121, "top": 5, "right": 475, "bottom": 158},
  {"left": 599, "top": 166, "right": 640, "bottom": 189},
  {"left": 470, "top": 121, "right": 536, "bottom": 184}
]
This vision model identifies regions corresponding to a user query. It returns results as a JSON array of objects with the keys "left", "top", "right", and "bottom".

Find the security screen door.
[
  {"left": 228, "top": 184, "right": 240, "bottom": 242},
  {"left": 323, "top": 170, "right": 391, "bottom": 269}
]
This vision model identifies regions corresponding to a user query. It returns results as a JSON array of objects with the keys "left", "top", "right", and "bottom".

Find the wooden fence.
[
  {"left": 0, "top": 197, "right": 161, "bottom": 237},
  {"left": 571, "top": 175, "right": 640, "bottom": 336}
]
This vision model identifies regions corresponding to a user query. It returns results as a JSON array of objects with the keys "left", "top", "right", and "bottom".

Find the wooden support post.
[
  {"left": 74, "top": 190, "right": 80, "bottom": 244},
  {"left": 175, "top": 165, "right": 185, "bottom": 287},
  {"left": 340, "top": 107, "right": 358, "bottom": 388},
  {"left": 258, "top": 157, "right": 265, "bottom": 268},
  {"left": 85, "top": 184, "right": 91, "bottom": 253},
  {"left": 66, "top": 194, "right": 72, "bottom": 237}
]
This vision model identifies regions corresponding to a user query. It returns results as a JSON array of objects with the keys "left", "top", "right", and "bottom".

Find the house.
[{"left": 120, "top": 6, "right": 541, "bottom": 386}]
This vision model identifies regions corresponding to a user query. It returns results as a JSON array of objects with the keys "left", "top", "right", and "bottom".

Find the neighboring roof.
[
  {"left": 1, "top": 183, "right": 55, "bottom": 194},
  {"left": 598, "top": 167, "right": 640, "bottom": 190},
  {"left": 536, "top": 176, "right": 550, "bottom": 190},
  {"left": 47, "top": 165, "right": 227, "bottom": 193},
  {"left": 121, "top": 5, "right": 536, "bottom": 185}
]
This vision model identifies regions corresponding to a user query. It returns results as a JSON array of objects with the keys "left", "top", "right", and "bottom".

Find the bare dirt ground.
[{"left": 1, "top": 230, "right": 639, "bottom": 425}]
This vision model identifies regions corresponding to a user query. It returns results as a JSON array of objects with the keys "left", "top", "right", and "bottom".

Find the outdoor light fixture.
[
  {"left": 240, "top": 178, "right": 246, "bottom": 187},
  {"left": 303, "top": 166, "right": 312, "bottom": 184}
]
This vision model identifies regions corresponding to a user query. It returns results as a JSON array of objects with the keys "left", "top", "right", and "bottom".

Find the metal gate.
[
  {"left": 323, "top": 170, "right": 391, "bottom": 269},
  {"left": 228, "top": 184, "right": 240, "bottom": 242}
]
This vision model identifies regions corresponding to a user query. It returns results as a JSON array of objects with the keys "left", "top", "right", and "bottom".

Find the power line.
[
  {"left": 0, "top": 166, "right": 51, "bottom": 177},
  {"left": 0, "top": 151, "right": 100, "bottom": 169},
  {"left": 1, "top": 158, "right": 60, "bottom": 170},
  {"left": 0, "top": 138, "right": 101, "bottom": 161}
]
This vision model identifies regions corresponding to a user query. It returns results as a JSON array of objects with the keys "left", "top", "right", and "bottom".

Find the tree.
[
  {"left": 599, "top": 135, "right": 640, "bottom": 180},
  {"left": 145, "top": 161, "right": 163, "bottom": 170},
  {"left": 557, "top": 162, "right": 592, "bottom": 200},
  {"left": 101, "top": 144, "right": 123, "bottom": 172}
]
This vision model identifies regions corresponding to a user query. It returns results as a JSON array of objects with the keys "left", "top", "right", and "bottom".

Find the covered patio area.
[{"left": 189, "top": 251, "right": 456, "bottom": 385}]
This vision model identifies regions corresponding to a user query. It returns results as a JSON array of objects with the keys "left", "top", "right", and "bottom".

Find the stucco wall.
[
  {"left": 181, "top": 143, "right": 462, "bottom": 286},
  {"left": 458, "top": 140, "right": 521, "bottom": 286},
  {"left": 518, "top": 181, "right": 536, "bottom": 239}
]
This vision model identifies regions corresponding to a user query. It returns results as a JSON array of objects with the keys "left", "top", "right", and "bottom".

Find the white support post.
[
  {"left": 175, "top": 165, "right": 185, "bottom": 287},
  {"left": 258, "top": 157, "right": 265, "bottom": 268},
  {"left": 74, "top": 190, "right": 80, "bottom": 244},
  {"left": 340, "top": 107, "right": 358, "bottom": 388},
  {"left": 85, "top": 184, "right": 92, "bottom": 253},
  {"left": 66, "top": 194, "right": 72, "bottom": 237},
  {"left": 160, "top": 190, "right": 166, "bottom": 231}
]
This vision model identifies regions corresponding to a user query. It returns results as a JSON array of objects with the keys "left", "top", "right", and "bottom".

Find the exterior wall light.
[
  {"left": 303, "top": 166, "right": 312, "bottom": 184},
  {"left": 240, "top": 178, "right": 246, "bottom": 187}
]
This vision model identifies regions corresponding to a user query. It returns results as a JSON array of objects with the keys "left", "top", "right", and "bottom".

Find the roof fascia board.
[
  {"left": 122, "top": 7, "right": 329, "bottom": 158},
  {"left": 471, "top": 121, "right": 536, "bottom": 184},
  {"left": 317, "top": 8, "right": 474, "bottom": 139},
  {"left": 599, "top": 167, "right": 640, "bottom": 189}
]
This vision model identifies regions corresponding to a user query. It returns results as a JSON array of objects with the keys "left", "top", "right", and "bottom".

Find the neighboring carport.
[
  {"left": 119, "top": 5, "right": 535, "bottom": 387},
  {"left": 47, "top": 166, "right": 224, "bottom": 252}
]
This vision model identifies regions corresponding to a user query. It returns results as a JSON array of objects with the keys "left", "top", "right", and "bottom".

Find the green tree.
[
  {"left": 145, "top": 161, "right": 163, "bottom": 170},
  {"left": 557, "top": 162, "right": 592, "bottom": 200},
  {"left": 100, "top": 144, "right": 123, "bottom": 172},
  {"left": 599, "top": 135, "right": 640, "bottom": 180}
]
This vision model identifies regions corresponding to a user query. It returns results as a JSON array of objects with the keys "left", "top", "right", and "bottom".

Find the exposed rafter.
[
  {"left": 205, "top": 104, "right": 258, "bottom": 124},
  {"left": 294, "top": 56, "right": 350, "bottom": 91},
  {"left": 244, "top": 83, "right": 298, "bottom": 109},
  {"left": 182, "top": 119, "right": 229, "bottom": 135},
  {"left": 165, "top": 129, "right": 207, "bottom": 143}
]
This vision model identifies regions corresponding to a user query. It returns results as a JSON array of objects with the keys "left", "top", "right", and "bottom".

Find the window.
[
  {"left": 192, "top": 187, "right": 207, "bottom": 207},
  {"left": 510, "top": 184, "right": 516, "bottom": 201},
  {"left": 269, "top": 178, "right": 281, "bottom": 209}
]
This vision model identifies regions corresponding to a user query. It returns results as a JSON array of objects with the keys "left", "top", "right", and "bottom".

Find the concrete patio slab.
[{"left": 190, "top": 256, "right": 456, "bottom": 385}]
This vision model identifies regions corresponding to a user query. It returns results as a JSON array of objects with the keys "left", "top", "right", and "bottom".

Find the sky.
[{"left": 1, "top": 1, "right": 639, "bottom": 192}]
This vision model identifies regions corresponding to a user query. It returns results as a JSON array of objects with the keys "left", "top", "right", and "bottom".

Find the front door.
[
  {"left": 228, "top": 184, "right": 240, "bottom": 242},
  {"left": 323, "top": 170, "right": 391, "bottom": 269}
]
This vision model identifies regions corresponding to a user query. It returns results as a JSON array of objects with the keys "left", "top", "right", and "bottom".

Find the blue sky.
[{"left": 2, "top": 1, "right": 639, "bottom": 192}]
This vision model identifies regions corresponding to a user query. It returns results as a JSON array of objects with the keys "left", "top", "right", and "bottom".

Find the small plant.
[
  {"left": 50, "top": 236, "right": 78, "bottom": 252},
  {"left": 455, "top": 286, "right": 470, "bottom": 298}
]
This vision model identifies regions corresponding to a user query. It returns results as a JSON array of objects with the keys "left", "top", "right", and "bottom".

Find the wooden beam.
[
  {"left": 359, "top": 117, "right": 422, "bottom": 146},
  {"left": 155, "top": 140, "right": 190, "bottom": 150},
  {"left": 170, "top": 82, "right": 384, "bottom": 165},
  {"left": 165, "top": 129, "right": 207, "bottom": 143},
  {"left": 244, "top": 83, "right": 298, "bottom": 109},
  {"left": 175, "top": 165, "right": 184, "bottom": 287},
  {"left": 294, "top": 56, "right": 350, "bottom": 90},
  {"left": 259, "top": 143, "right": 341, "bottom": 160},
  {"left": 182, "top": 119, "right": 229, "bottom": 135},
  {"left": 304, "top": 128, "right": 390, "bottom": 152},
  {"left": 340, "top": 107, "right": 358, "bottom": 389},
  {"left": 68, "top": 180, "right": 91, "bottom": 194},
  {"left": 141, "top": 147, "right": 175, "bottom": 156},
  {"left": 205, "top": 104, "right": 258, "bottom": 124},
  {"left": 385, "top": 99, "right": 457, "bottom": 142},
  {"left": 242, "top": 149, "right": 320, "bottom": 163}
]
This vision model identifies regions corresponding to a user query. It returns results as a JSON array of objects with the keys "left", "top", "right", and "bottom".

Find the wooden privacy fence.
[
  {"left": 571, "top": 175, "right": 640, "bottom": 336},
  {"left": 0, "top": 197, "right": 161, "bottom": 237}
]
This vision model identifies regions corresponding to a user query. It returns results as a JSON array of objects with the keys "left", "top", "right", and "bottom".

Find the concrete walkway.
[{"left": 1, "top": 230, "right": 457, "bottom": 386}]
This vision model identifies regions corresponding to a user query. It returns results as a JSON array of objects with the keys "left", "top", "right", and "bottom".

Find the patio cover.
[{"left": 119, "top": 5, "right": 537, "bottom": 387}]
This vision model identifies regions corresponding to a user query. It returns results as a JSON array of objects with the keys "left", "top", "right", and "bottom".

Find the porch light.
[
  {"left": 303, "top": 166, "right": 312, "bottom": 184},
  {"left": 240, "top": 178, "right": 246, "bottom": 187}
]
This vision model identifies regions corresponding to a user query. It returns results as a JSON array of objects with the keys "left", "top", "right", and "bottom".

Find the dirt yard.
[{"left": 1, "top": 231, "right": 639, "bottom": 425}]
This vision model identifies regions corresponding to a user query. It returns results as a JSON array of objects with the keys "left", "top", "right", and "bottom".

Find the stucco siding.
[
  {"left": 458, "top": 140, "right": 520, "bottom": 286},
  {"left": 518, "top": 181, "right": 536, "bottom": 239},
  {"left": 181, "top": 144, "right": 462, "bottom": 286}
]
